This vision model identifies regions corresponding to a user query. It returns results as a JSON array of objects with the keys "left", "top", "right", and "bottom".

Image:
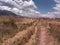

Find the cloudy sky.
[
  {"left": 33, "top": 0, "right": 56, "bottom": 13},
  {"left": 0, "top": 0, "right": 60, "bottom": 18}
]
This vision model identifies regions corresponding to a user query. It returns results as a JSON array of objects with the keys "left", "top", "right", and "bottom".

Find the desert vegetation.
[{"left": 0, "top": 15, "right": 60, "bottom": 45}]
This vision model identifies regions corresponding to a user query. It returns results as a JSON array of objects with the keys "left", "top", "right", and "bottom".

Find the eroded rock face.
[{"left": 0, "top": 15, "right": 60, "bottom": 45}]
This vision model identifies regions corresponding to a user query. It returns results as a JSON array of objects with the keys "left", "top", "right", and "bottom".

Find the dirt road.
[{"left": 2, "top": 21, "right": 38, "bottom": 45}]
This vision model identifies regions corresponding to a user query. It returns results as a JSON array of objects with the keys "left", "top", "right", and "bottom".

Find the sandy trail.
[
  {"left": 36, "top": 22, "right": 60, "bottom": 45},
  {"left": 2, "top": 21, "right": 38, "bottom": 45},
  {"left": 24, "top": 25, "right": 37, "bottom": 45},
  {"left": 36, "top": 22, "right": 49, "bottom": 45}
]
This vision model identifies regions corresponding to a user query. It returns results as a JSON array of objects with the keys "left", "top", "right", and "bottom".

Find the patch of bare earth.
[
  {"left": 2, "top": 20, "right": 38, "bottom": 45},
  {"left": 0, "top": 16, "right": 60, "bottom": 45}
]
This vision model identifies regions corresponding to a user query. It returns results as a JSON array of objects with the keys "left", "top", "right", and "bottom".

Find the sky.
[
  {"left": 33, "top": 0, "right": 56, "bottom": 14},
  {"left": 0, "top": 0, "right": 60, "bottom": 18}
]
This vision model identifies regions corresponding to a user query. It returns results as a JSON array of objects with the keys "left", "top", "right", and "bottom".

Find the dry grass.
[{"left": 0, "top": 15, "right": 60, "bottom": 45}]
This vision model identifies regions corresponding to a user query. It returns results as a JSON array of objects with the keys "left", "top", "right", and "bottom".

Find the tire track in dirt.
[
  {"left": 2, "top": 20, "right": 39, "bottom": 45},
  {"left": 36, "top": 22, "right": 49, "bottom": 45},
  {"left": 24, "top": 24, "right": 38, "bottom": 45}
]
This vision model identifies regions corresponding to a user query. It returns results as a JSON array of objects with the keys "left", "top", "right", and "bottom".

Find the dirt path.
[
  {"left": 36, "top": 22, "right": 49, "bottom": 45},
  {"left": 36, "top": 22, "right": 60, "bottom": 45},
  {"left": 2, "top": 21, "right": 39, "bottom": 45},
  {"left": 24, "top": 25, "right": 37, "bottom": 45}
]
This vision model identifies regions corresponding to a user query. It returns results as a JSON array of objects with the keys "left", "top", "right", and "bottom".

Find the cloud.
[
  {"left": 0, "top": 6, "right": 11, "bottom": 10},
  {"left": 40, "top": 0, "right": 60, "bottom": 18},
  {"left": 55, "top": 0, "right": 60, "bottom": 3},
  {"left": 0, "top": 0, "right": 60, "bottom": 18},
  {"left": 54, "top": 4, "right": 59, "bottom": 11},
  {"left": 50, "top": 0, "right": 60, "bottom": 18},
  {"left": 0, "top": 0, "right": 40, "bottom": 18}
]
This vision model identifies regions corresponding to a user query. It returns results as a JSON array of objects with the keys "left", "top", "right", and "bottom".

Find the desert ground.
[{"left": 0, "top": 15, "right": 60, "bottom": 45}]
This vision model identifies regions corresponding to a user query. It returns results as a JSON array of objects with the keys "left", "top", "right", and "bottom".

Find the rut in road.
[
  {"left": 2, "top": 21, "right": 39, "bottom": 45},
  {"left": 24, "top": 25, "right": 38, "bottom": 45},
  {"left": 36, "top": 22, "right": 50, "bottom": 45}
]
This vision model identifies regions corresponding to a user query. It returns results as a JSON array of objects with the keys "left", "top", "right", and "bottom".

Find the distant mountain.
[{"left": 0, "top": 10, "right": 16, "bottom": 16}]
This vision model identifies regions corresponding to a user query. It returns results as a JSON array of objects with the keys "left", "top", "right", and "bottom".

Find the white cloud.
[
  {"left": 0, "top": 0, "right": 40, "bottom": 18},
  {"left": 0, "top": 6, "right": 11, "bottom": 10},
  {"left": 40, "top": 0, "right": 60, "bottom": 18},
  {"left": 0, "top": 0, "right": 60, "bottom": 18},
  {"left": 55, "top": 0, "right": 60, "bottom": 3},
  {"left": 42, "top": 12, "right": 56, "bottom": 18},
  {"left": 53, "top": 4, "right": 60, "bottom": 11},
  {"left": 50, "top": 0, "right": 60, "bottom": 18}
]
